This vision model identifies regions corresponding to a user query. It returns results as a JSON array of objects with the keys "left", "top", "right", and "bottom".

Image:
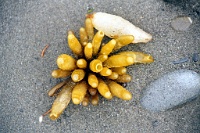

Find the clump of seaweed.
[{"left": 40, "top": 13, "right": 154, "bottom": 121}]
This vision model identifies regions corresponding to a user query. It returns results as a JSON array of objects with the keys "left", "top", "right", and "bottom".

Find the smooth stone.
[
  {"left": 192, "top": 53, "right": 199, "bottom": 62},
  {"left": 171, "top": 16, "right": 192, "bottom": 31},
  {"left": 172, "top": 57, "right": 189, "bottom": 64},
  {"left": 141, "top": 69, "right": 200, "bottom": 112}
]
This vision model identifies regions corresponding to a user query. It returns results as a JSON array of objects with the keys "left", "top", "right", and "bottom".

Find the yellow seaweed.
[
  {"left": 71, "top": 69, "right": 85, "bottom": 82},
  {"left": 108, "top": 81, "right": 132, "bottom": 100},
  {"left": 118, "top": 51, "right": 154, "bottom": 63},
  {"left": 76, "top": 58, "right": 87, "bottom": 69},
  {"left": 103, "top": 55, "right": 134, "bottom": 68},
  {"left": 92, "top": 31, "right": 104, "bottom": 55},
  {"left": 115, "top": 74, "right": 132, "bottom": 83},
  {"left": 89, "top": 59, "right": 103, "bottom": 72},
  {"left": 88, "top": 73, "right": 99, "bottom": 88},
  {"left": 79, "top": 27, "right": 88, "bottom": 45},
  {"left": 97, "top": 79, "right": 112, "bottom": 99},
  {"left": 57, "top": 54, "right": 77, "bottom": 71},
  {"left": 68, "top": 31, "right": 83, "bottom": 56},
  {"left": 111, "top": 67, "right": 127, "bottom": 75},
  {"left": 99, "top": 39, "right": 116, "bottom": 55},
  {"left": 72, "top": 81, "right": 88, "bottom": 104},
  {"left": 85, "top": 18, "right": 94, "bottom": 41},
  {"left": 114, "top": 35, "right": 134, "bottom": 50},
  {"left": 84, "top": 43, "right": 93, "bottom": 60},
  {"left": 99, "top": 67, "right": 112, "bottom": 76},
  {"left": 49, "top": 80, "right": 75, "bottom": 120},
  {"left": 51, "top": 69, "right": 71, "bottom": 78}
]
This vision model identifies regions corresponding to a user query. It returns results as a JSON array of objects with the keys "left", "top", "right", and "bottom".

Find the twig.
[{"left": 41, "top": 44, "right": 49, "bottom": 57}]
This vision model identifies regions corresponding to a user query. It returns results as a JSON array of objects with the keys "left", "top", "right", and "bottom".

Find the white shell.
[
  {"left": 90, "top": 12, "right": 152, "bottom": 43},
  {"left": 39, "top": 115, "right": 43, "bottom": 123}
]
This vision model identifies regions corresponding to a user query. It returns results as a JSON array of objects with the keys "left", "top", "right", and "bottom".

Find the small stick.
[
  {"left": 41, "top": 44, "right": 49, "bottom": 57},
  {"left": 42, "top": 109, "right": 52, "bottom": 116}
]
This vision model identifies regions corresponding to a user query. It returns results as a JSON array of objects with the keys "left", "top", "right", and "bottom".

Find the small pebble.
[
  {"left": 171, "top": 16, "right": 192, "bottom": 31},
  {"left": 39, "top": 115, "right": 43, "bottom": 123},
  {"left": 19, "top": 109, "right": 24, "bottom": 113},
  {"left": 121, "top": 83, "right": 127, "bottom": 88},
  {"left": 152, "top": 120, "right": 159, "bottom": 128},
  {"left": 192, "top": 53, "right": 199, "bottom": 62},
  {"left": 172, "top": 57, "right": 189, "bottom": 64},
  {"left": 141, "top": 69, "right": 200, "bottom": 112}
]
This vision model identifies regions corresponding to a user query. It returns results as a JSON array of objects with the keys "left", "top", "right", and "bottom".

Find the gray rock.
[
  {"left": 171, "top": 17, "right": 192, "bottom": 31},
  {"left": 192, "top": 53, "right": 199, "bottom": 62},
  {"left": 172, "top": 57, "right": 189, "bottom": 64},
  {"left": 141, "top": 69, "right": 200, "bottom": 112}
]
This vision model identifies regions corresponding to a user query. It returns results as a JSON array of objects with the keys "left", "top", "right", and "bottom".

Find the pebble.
[
  {"left": 172, "top": 57, "right": 189, "bottom": 64},
  {"left": 121, "top": 83, "right": 127, "bottom": 88},
  {"left": 192, "top": 53, "right": 199, "bottom": 62},
  {"left": 152, "top": 120, "right": 159, "bottom": 128},
  {"left": 171, "top": 16, "right": 192, "bottom": 31},
  {"left": 140, "top": 69, "right": 200, "bottom": 112}
]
